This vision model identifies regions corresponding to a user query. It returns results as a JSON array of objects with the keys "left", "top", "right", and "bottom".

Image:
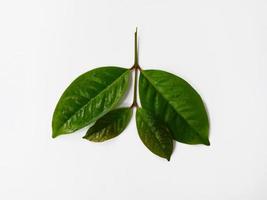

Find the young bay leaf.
[
  {"left": 52, "top": 67, "right": 130, "bottom": 138},
  {"left": 136, "top": 108, "right": 173, "bottom": 161},
  {"left": 83, "top": 107, "right": 132, "bottom": 142},
  {"left": 139, "top": 70, "right": 210, "bottom": 145}
]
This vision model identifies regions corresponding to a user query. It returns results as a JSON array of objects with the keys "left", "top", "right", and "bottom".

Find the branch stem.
[{"left": 130, "top": 28, "right": 140, "bottom": 108}]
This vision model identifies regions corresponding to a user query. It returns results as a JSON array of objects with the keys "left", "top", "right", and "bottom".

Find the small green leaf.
[
  {"left": 136, "top": 108, "right": 173, "bottom": 161},
  {"left": 139, "top": 70, "right": 209, "bottom": 145},
  {"left": 52, "top": 67, "right": 130, "bottom": 138},
  {"left": 83, "top": 107, "right": 132, "bottom": 142}
]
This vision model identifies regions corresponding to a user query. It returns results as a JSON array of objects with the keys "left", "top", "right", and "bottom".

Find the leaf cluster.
[{"left": 52, "top": 30, "right": 210, "bottom": 161}]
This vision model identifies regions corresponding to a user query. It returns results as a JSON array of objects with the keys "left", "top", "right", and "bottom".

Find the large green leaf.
[
  {"left": 83, "top": 107, "right": 132, "bottom": 142},
  {"left": 139, "top": 70, "right": 209, "bottom": 145},
  {"left": 136, "top": 108, "right": 173, "bottom": 161},
  {"left": 52, "top": 67, "right": 130, "bottom": 138}
]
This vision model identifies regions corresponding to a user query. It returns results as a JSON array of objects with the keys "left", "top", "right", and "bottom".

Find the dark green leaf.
[
  {"left": 83, "top": 107, "right": 132, "bottom": 142},
  {"left": 139, "top": 70, "right": 209, "bottom": 145},
  {"left": 52, "top": 67, "right": 130, "bottom": 138},
  {"left": 136, "top": 108, "right": 173, "bottom": 161}
]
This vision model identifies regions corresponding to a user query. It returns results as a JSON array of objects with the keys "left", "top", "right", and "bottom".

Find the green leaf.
[
  {"left": 139, "top": 70, "right": 210, "bottom": 145},
  {"left": 83, "top": 107, "right": 132, "bottom": 142},
  {"left": 136, "top": 108, "right": 173, "bottom": 161},
  {"left": 52, "top": 67, "right": 130, "bottom": 138}
]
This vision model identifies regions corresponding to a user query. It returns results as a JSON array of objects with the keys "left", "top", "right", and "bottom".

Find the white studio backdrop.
[{"left": 0, "top": 0, "right": 267, "bottom": 199}]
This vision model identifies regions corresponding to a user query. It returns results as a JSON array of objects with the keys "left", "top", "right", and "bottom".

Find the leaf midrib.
[
  {"left": 141, "top": 71, "right": 205, "bottom": 143},
  {"left": 58, "top": 70, "right": 129, "bottom": 132}
]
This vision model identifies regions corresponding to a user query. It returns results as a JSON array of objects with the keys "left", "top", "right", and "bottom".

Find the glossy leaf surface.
[
  {"left": 136, "top": 108, "right": 173, "bottom": 161},
  {"left": 83, "top": 107, "right": 132, "bottom": 142},
  {"left": 52, "top": 67, "right": 130, "bottom": 138},
  {"left": 139, "top": 70, "right": 209, "bottom": 145}
]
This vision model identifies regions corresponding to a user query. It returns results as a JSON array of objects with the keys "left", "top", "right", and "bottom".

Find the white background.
[{"left": 0, "top": 0, "right": 267, "bottom": 199}]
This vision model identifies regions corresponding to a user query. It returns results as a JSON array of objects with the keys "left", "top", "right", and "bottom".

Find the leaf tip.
[
  {"left": 52, "top": 123, "right": 60, "bottom": 138},
  {"left": 204, "top": 139, "right": 210, "bottom": 146},
  {"left": 164, "top": 151, "right": 172, "bottom": 161},
  {"left": 82, "top": 135, "right": 87, "bottom": 140},
  {"left": 52, "top": 130, "right": 58, "bottom": 139},
  {"left": 52, "top": 132, "right": 59, "bottom": 139}
]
